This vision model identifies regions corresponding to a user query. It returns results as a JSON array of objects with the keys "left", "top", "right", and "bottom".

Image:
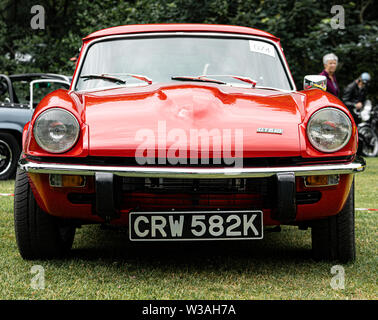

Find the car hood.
[{"left": 79, "top": 83, "right": 303, "bottom": 159}]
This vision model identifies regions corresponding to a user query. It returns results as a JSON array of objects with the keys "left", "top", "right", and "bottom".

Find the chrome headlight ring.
[
  {"left": 33, "top": 108, "right": 80, "bottom": 153},
  {"left": 306, "top": 107, "right": 352, "bottom": 153}
]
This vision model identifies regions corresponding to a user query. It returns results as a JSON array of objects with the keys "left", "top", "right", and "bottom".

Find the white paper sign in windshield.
[{"left": 249, "top": 40, "right": 275, "bottom": 58}]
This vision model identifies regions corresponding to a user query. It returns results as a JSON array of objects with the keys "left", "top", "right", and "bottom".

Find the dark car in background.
[{"left": 0, "top": 73, "right": 70, "bottom": 180}]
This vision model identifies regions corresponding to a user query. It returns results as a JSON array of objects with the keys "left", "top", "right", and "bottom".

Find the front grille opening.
[
  {"left": 121, "top": 177, "right": 272, "bottom": 193},
  {"left": 67, "top": 193, "right": 94, "bottom": 204},
  {"left": 296, "top": 191, "right": 322, "bottom": 204},
  {"left": 119, "top": 177, "right": 275, "bottom": 210},
  {"left": 67, "top": 177, "right": 321, "bottom": 210}
]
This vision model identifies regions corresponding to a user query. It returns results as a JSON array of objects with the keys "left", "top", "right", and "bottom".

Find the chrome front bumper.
[
  {"left": 19, "top": 156, "right": 366, "bottom": 222},
  {"left": 19, "top": 156, "right": 366, "bottom": 179}
]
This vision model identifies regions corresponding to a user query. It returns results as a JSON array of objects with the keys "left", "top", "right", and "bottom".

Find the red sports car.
[{"left": 15, "top": 24, "right": 365, "bottom": 262}]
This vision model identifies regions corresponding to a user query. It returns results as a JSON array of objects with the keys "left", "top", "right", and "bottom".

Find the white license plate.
[{"left": 129, "top": 210, "right": 263, "bottom": 241}]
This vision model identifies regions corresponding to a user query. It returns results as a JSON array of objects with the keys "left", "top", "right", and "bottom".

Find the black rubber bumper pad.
[{"left": 271, "top": 172, "right": 297, "bottom": 223}]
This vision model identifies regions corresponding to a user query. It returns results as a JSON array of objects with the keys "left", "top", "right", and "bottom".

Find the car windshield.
[{"left": 75, "top": 36, "right": 292, "bottom": 91}]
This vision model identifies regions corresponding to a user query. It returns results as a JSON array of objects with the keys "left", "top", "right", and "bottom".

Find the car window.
[{"left": 76, "top": 36, "right": 292, "bottom": 91}]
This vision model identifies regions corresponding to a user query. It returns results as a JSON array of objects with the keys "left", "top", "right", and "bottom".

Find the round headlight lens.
[
  {"left": 307, "top": 108, "right": 352, "bottom": 153},
  {"left": 33, "top": 108, "right": 80, "bottom": 153}
]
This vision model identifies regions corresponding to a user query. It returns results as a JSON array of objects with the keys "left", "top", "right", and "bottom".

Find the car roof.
[{"left": 83, "top": 24, "right": 279, "bottom": 42}]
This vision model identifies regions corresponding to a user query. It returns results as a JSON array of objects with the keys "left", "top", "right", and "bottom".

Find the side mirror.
[{"left": 303, "top": 75, "right": 327, "bottom": 91}]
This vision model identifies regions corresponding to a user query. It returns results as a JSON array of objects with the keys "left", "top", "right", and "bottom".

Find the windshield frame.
[{"left": 72, "top": 32, "right": 296, "bottom": 92}]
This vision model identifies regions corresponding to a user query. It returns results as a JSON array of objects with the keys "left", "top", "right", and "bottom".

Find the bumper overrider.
[{"left": 19, "top": 156, "right": 366, "bottom": 223}]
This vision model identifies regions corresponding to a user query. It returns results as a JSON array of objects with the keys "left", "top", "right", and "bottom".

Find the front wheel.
[
  {"left": 311, "top": 180, "right": 356, "bottom": 263},
  {"left": 14, "top": 169, "right": 76, "bottom": 260}
]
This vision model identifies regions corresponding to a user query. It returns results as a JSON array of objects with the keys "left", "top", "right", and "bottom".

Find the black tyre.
[
  {"left": 0, "top": 132, "right": 20, "bottom": 180},
  {"left": 14, "top": 169, "right": 76, "bottom": 260},
  {"left": 311, "top": 181, "right": 356, "bottom": 263}
]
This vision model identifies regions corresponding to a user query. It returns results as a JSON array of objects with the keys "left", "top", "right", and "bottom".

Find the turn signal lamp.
[
  {"left": 304, "top": 174, "right": 339, "bottom": 187},
  {"left": 50, "top": 174, "right": 86, "bottom": 187}
]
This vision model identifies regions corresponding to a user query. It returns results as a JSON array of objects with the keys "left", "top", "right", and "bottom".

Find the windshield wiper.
[
  {"left": 107, "top": 73, "right": 153, "bottom": 84},
  {"left": 171, "top": 76, "right": 226, "bottom": 85},
  {"left": 80, "top": 73, "right": 153, "bottom": 85},
  {"left": 171, "top": 75, "right": 257, "bottom": 87},
  {"left": 80, "top": 74, "right": 127, "bottom": 84},
  {"left": 200, "top": 74, "right": 257, "bottom": 87}
]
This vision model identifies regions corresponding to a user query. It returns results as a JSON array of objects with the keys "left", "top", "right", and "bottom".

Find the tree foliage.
[{"left": 0, "top": 0, "right": 377, "bottom": 100}]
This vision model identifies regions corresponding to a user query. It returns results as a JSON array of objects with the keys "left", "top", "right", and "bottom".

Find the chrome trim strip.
[
  {"left": 71, "top": 32, "right": 296, "bottom": 92},
  {"left": 19, "top": 157, "right": 366, "bottom": 179}
]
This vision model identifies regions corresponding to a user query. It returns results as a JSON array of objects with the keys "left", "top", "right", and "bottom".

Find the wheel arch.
[{"left": 0, "top": 125, "right": 23, "bottom": 148}]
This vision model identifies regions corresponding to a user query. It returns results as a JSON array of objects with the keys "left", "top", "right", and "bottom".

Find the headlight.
[
  {"left": 33, "top": 108, "right": 80, "bottom": 153},
  {"left": 307, "top": 107, "right": 352, "bottom": 153}
]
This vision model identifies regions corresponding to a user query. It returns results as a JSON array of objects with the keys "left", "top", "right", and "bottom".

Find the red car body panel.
[
  {"left": 82, "top": 84, "right": 303, "bottom": 158},
  {"left": 21, "top": 24, "right": 361, "bottom": 227},
  {"left": 26, "top": 84, "right": 357, "bottom": 159}
]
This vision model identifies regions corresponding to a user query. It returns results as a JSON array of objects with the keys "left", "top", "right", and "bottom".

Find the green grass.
[{"left": 0, "top": 159, "right": 377, "bottom": 300}]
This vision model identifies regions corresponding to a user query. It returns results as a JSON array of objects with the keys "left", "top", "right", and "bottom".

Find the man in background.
[{"left": 342, "top": 72, "right": 371, "bottom": 124}]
